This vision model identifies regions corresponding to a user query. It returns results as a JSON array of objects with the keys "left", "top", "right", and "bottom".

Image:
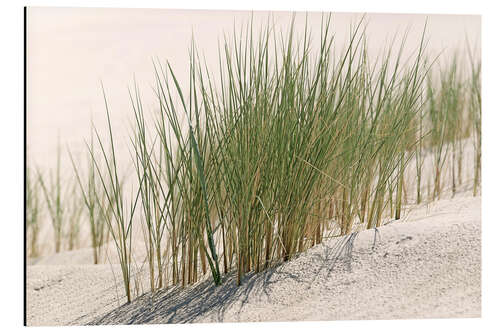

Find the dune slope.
[{"left": 27, "top": 194, "right": 481, "bottom": 325}]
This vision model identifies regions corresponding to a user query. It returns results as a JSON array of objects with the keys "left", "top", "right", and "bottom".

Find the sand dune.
[{"left": 26, "top": 192, "right": 481, "bottom": 325}]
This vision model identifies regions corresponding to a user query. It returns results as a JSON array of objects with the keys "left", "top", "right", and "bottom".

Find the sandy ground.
[{"left": 26, "top": 192, "right": 481, "bottom": 325}]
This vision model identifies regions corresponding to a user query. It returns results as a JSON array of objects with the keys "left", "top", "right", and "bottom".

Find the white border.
[{"left": 1, "top": 1, "right": 498, "bottom": 332}]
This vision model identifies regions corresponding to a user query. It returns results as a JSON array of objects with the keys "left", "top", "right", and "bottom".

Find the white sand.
[{"left": 26, "top": 192, "right": 481, "bottom": 325}]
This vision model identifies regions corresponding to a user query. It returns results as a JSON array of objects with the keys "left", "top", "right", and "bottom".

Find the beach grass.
[
  {"left": 28, "top": 15, "right": 481, "bottom": 303},
  {"left": 36, "top": 143, "right": 67, "bottom": 253},
  {"left": 26, "top": 167, "right": 42, "bottom": 258},
  {"left": 69, "top": 128, "right": 112, "bottom": 264},
  {"left": 86, "top": 86, "right": 143, "bottom": 303}
]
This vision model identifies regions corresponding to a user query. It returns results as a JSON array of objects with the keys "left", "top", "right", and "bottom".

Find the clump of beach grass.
[
  {"left": 37, "top": 144, "right": 67, "bottom": 253},
  {"left": 87, "top": 87, "right": 142, "bottom": 303},
  {"left": 424, "top": 52, "right": 478, "bottom": 201},
  {"left": 69, "top": 128, "right": 112, "bottom": 264},
  {"left": 28, "top": 15, "right": 481, "bottom": 304},
  {"left": 466, "top": 43, "right": 481, "bottom": 196},
  {"left": 66, "top": 181, "right": 84, "bottom": 251},
  {"left": 122, "top": 15, "right": 432, "bottom": 289},
  {"left": 26, "top": 166, "right": 42, "bottom": 258}
]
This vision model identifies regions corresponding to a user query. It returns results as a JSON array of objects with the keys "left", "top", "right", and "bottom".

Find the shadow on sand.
[{"left": 88, "top": 230, "right": 369, "bottom": 325}]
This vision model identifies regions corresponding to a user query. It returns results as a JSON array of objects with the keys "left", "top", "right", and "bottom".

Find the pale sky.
[{"left": 27, "top": 7, "right": 481, "bottom": 172}]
